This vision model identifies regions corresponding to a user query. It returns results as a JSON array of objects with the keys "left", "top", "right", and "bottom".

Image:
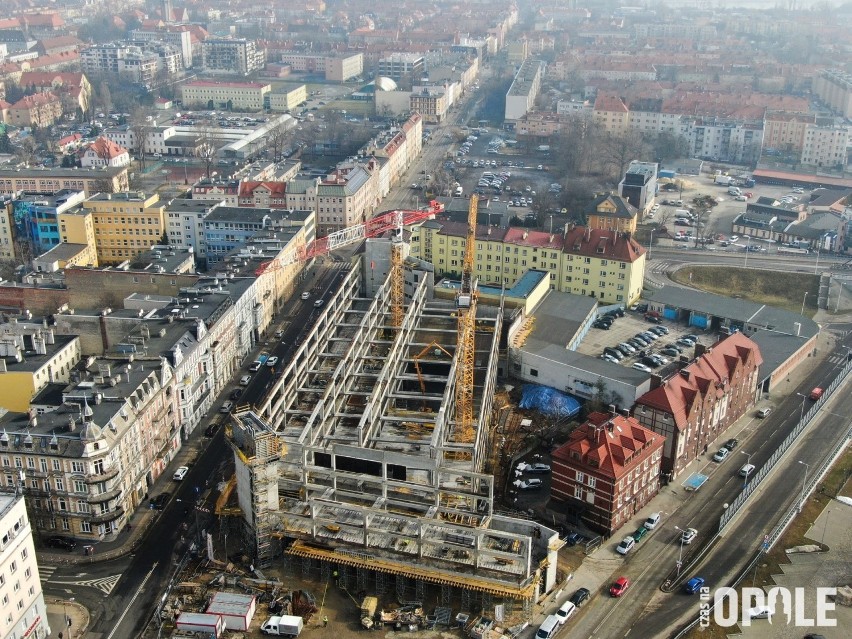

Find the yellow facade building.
[
  {"left": 82, "top": 191, "right": 166, "bottom": 265},
  {"left": 410, "top": 221, "right": 646, "bottom": 305},
  {"left": 0, "top": 332, "right": 81, "bottom": 412},
  {"left": 57, "top": 207, "right": 98, "bottom": 267},
  {"left": 586, "top": 193, "right": 639, "bottom": 234}
]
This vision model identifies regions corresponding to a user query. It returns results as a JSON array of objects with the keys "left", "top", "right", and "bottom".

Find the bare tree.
[
  {"left": 598, "top": 130, "right": 649, "bottom": 181},
  {"left": 15, "top": 137, "right": 38, "bottom": 167},
  {"left": 128, "top": 107, "right": 151, "bottom": 169},
  {"left": 196, "top": 126, "right": 217, "bottom": 179},
  {"left": 266, "top": 121, "right": 291, "bottom": 161}
]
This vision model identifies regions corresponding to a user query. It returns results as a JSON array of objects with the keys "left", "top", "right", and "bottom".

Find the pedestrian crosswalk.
[
  {"left": 38, "top": 565, "right": 56, "bottom": 583},
  {"left": 827, "top": 354, "right": 850, "bottom": 365},
  {"left": 651, "top": 261, "right": 673, "bottom": 275}
]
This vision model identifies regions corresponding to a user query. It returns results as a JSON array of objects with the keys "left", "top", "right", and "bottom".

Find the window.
[
  {"left": 576, "top": 471, "right": 585, "bottom": 484},
  {"left": 529, "top": 368, "right": 538, "bottom": 377}
]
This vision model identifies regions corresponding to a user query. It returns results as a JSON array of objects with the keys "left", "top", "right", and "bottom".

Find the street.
[
  {"left": 566, "top": 330, "right": 852, "bottom": 639},
  {"left": 39, "top": 261, "right": 351, "bottom": 638}
]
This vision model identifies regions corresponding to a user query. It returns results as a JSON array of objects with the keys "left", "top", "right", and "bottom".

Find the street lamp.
[
  {"left": 801, "top": 291, "right": 808, "bottom": 316},
  {"left": 673, "top": 526, "right": 686, "bottom": 577},
  {"left": 798, "top": 461, "right": 810, "bottom": 512},
  {"left": 796, "top": 392, "right": 807, "bottom": 424},
  {"left": 744, "top": 235, "right": 751, "bottom": 267},
  {"left": 741, "top": 451, "right": 753, "bottom": 489},
  {"left": 649, "top": 228, "right": 655, "bottom": 260},
  {"left": 549, "top": 214, "right": 554, "bottom": 235}
]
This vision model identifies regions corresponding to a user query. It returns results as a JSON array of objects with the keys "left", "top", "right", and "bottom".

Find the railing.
[{"left": 718, "top": 355, "right": 852, "bottom": 532}]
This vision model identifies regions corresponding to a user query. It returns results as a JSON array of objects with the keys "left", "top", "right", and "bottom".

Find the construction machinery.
[
  {"left": 254, "top": 200, "right": 445, "bottom": 276},
  {"left": 413, "top": 341, "right": 454, "bottom": 409},
  {"left": 454, "top": 195, "right": 479, "bottom": 445}
]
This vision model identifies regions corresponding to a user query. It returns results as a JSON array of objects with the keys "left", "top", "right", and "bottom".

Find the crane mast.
[{"left": 454, "top": 194, "right": 478, "bottom": 447}]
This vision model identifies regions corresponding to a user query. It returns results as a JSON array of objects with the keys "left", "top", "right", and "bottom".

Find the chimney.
[{"left": 608, "top": 403, "right": 617, "bottom": 416}]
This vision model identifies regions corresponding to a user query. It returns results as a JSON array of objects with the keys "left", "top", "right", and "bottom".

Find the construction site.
[{"left": 218, "top": 196, "right": 561, "bottom": 629}]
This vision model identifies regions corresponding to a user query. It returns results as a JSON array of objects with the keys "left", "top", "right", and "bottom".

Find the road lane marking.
[{"left": 105, "top": 561, "right": 158, "bottom": 639}]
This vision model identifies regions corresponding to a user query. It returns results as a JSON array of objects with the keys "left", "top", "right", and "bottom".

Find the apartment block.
[
  {"left": 265, "top": 84, "right": 307, "bottom": 112},
  {"left": 0, "top": 325, "right": 81, "bottom": 412},
  {"left": 316, "top": 166, "right": 377, "bottom": 235},
  {"left": 0, "top": 358, "right": 181, "bottom": 542},
  {"left": 131, "top": 27, "right": 194, "bottom": 68},
  {"left": 82, "top": 192, "right": 167, "bottom": 265},
  {"left": 763, "top": 111, "right": 815, "bottom": 153},
  {"left": 378, "top": 53, "right": 425, "bottom": 80},
  {"left": 81, "top": 42, "right": 165, "bottom": 86},
  {"left": 801, "top": 123, "right": 849, "bottom": 169},
  {"left": 410, "top": 86, "right": 448, "bottom": 123},
  {"left": 180, "top": 80, "right": 271, "bottom": 111},
  {"left": 5, "top": 92, "right": 62, "bottom": 128},
  {"left": 410, "top": 223, "right": 646, "bottom": 305},
  {"left": 18, "top": 71, "right": 92, "bottom": 113},
  {"left": 505, "top": 59, "right": 543, "bottom": 122},
  {"left": 0, "top": 495, "right": 50, "bottom": 639},
  {"left": 57, "top": 206, "right": 97, "bottom": 266},
  {"left": 0, "top": 168, "right": 129, "bottom": 198},
  {"left": 164, "top": 198, "right": 221, "bottom": 260},
  {"left": 10, "top": 190, "right": 85, "bottom": 256},
  {"left": 618, "top": 162, "right": 658, "bottom": 216},
  {"left": 201, "top": 38, "right": 265, "bottom": 76},
  {"left": 813, "top": 69, "right": 852, "bottom": 119},
  {"left": 276, "top": 52, "right": 363, "bottom": 82},
  {"left": 551, "top": 412, "right": 664, "bottom": 535}
]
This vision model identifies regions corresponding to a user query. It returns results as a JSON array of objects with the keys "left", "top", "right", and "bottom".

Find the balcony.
[
  {"left": 88, "top": 506, "right": 125, "bottom": 525},
  {"left": 85, "top": 465, "right": 120, "bottom": 484},
  {"left": 87, "top": 488, "right": 123, "bottom": 505}
]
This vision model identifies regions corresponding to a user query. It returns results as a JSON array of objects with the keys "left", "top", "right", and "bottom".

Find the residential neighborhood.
[{"left": 0, "top": 2, "right": 851, "bottom": 639}]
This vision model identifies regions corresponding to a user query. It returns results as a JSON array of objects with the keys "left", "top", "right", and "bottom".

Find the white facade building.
[
  {"left": 505, "top": 59, "right": 543, "bottom": 121},
  {"left": 801, "top": 123, "right": 849, "bottom": 169},
  {"left": 0, "top": 494, "right": 50, "bottom": 639}
]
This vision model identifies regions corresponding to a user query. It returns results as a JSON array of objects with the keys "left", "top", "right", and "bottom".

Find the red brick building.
[
  {"left": 551, "top": 412, "right": 664, "bottom": 535},
  {"left": 633, "top": 333, "right": 763, "bottom": 480}
]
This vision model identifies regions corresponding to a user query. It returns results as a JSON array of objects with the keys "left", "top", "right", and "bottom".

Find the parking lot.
[{"left": 576, "top": 307, "right": 712, "bottom": 374}]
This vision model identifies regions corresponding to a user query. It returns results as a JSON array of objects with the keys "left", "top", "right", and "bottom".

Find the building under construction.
[{"left": 226, "top": 208, "right": 560, "bottom": 615}]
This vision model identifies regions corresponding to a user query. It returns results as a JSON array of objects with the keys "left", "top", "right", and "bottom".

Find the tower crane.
[
  {"left": 254, "top": 200, "right": 445, "bottom": 276},
  {"left": 454, "top": 194, "right": 479, "bottom": 446}
]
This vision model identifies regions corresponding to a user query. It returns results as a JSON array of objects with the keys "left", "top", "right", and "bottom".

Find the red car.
[{"left": 610, "top": 576, "right": 630, "bottom": 597}]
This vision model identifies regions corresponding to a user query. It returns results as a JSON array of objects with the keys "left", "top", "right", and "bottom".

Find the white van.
[
  {"left": 728, "top": 186, "right": 742, "bottom": 196},
  {"left": 536, "top": 615, "right": 561, "bottom": 639}
]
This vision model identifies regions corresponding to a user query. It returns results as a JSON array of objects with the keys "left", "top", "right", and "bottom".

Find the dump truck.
[{"left": 261, "top": 615, "right": 304, "bottom": 636}]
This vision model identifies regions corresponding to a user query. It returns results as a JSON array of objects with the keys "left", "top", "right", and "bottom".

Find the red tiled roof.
[
  {"left": 636, "top": 332, "right": 763, "bottom": 431},
  {"left": 9, "top": 92, "right": 60, "bottom": 110},
  {"left": 552, "top": 412, "right": 661, "bottom": 479},
  {"left": 19, "top": 71, "right": 86, "bottom": 88},
  {"left": 238, "top": 181, "right": 287, "bottom": 197},
  {"left": 85, "top": 137, "right": 128, "bottom": 160}
]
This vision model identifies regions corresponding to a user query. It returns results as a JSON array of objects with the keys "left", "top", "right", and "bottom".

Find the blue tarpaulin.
[{"left": 519, "top": 385, "right": 581, "bottom": 418}]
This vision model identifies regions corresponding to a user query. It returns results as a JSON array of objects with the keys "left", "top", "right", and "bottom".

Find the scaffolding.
[{"left": 225, "top": 256, "right": 561, "bottom": 609}]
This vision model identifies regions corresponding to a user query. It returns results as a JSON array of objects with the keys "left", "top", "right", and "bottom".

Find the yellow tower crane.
[
  {"left": 454, "top": 194, "right": 478, "bottom": 445},
  {"left": 390, "top": 231, "right": 404, "bottom": 329}
]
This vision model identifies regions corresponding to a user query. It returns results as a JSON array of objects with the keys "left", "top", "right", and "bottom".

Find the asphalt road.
[
  {"left": 572, "top": 333, "right": 852, "bottom": 639},
  {"left": 40, "top": 262, "right": 351, "bottom": 639}
]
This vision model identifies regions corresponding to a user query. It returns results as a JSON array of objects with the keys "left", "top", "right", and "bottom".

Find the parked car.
[
  {"left": 748, "top": 606, "right": 773, "bottom": 620},
  {"left": 604, "top": 347, "right": 624, "bottom": 360},
  {"left": 204, "top": 421, "right": 221, "bottom": 437},
  {"left": 632, "top": 362, "right": 653, "bottom": 373},
  {"left": 149, "top": 493, "right": 171, "bottom": 510},
  {"left": 641, "top": 356, "right": 661, "bottom": 369},
  {"left": 616, "top": 536, "right": 636, "bottom": 555},
  {"left": 676, "top": 338, "right": 696, "bottom": 348},
  {"left": 239, "top": 375, "right": 251, "bottom": 385},
  {"left": 610, "top": 577, "right": 631, "bottom": 597},
  {"left": 46, "top": 536, "right": 78, "bottom": 551},
  {"left": 173, "top": 466, "right": 189, "bottom": 481},
  {"left": 564, "top": 532, "right": 583, "bottom": 546},
  {"left": 527, "top": 463, "right": 551, "bottom": 474},
  {"left": 713, "top": 448, "right": 730, "bottom": 462},
  {"left": 724, "top": 438, "right": 739, "bottom": 451},
  {"left": 661, "top": 347, "right": 680, "bottom": 357},
  {"left": 568, "top": 588, "right": 591, "bottom": 607},
  {"left": 681, "top": 528, "right": 698, "bottom": 545},
  {"left": 249, "top": 361, "right": 262, "bottom": 372},
  {"left": 555, "top": 600, "right": 577, "bottom": 625},
  {"left": 515, "top": 479, "right": 543, "bottom": 491},
  {"left": 230, "top": 388, "right": 243, "bottom": 400},
  {"left": 632, "top": 526, "right": 649, "bottom": 543},
  {"left": 644, "top": 512, "right": 662, "bottom": 530},
  {"left": 219, "top": 401, "right": 233, "bottom": 413},
  {"left": 684, "top": 577, "right": 705, "bottom": 595},
  {"left": 756, "top": 407, "right": 771, "bottom": 418}
]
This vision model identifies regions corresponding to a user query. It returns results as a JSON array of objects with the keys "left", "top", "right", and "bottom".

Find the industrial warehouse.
[{"left": 223, "top": 198, "right": 560, "bottom": 619}]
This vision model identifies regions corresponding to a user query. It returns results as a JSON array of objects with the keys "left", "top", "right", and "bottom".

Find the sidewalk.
[
  {"left": 523, "top": 319, "right": 842, "bottom": 635},
  {"left": 45, "top": 596, "right": 89, "bottom": 639},
  {"left": 38, "top": 429, "right": 213, "bottom": 565}
]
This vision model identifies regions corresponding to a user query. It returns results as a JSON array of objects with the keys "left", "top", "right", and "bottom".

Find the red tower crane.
[{"left": 254, "top": 200, "right": 445, "bottom": 276}]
